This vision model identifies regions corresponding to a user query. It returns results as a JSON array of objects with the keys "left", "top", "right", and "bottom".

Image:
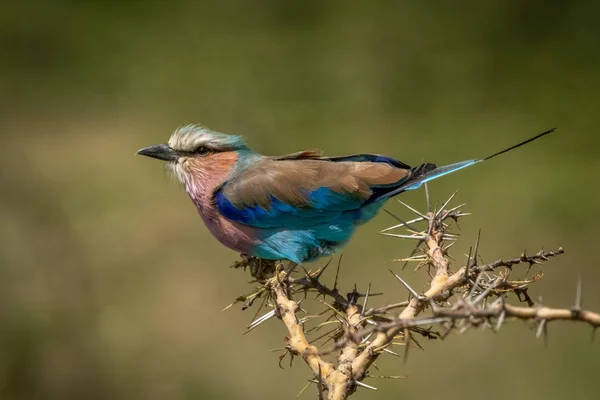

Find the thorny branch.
[{"left": 226, "top": 191, "right": 599, "bottom": 400}]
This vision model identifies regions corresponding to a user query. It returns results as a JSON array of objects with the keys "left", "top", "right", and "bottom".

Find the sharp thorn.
[
  {"left": 361, "top": 332, "right": 374, "bottom": 344},
  {"left": 472, "top": 276, "right": 501, "bottom": 305},
  {"left": 354, "top": 380, "right": 378, "bottom": 391},
  {"left": 536, "top": 319, "right": 547, "bottom": 340},
  {"left": 428, "top": 203, "right": 438, "bottom": 235},
  {"left": 444, "top": 242, "right": 457, "bottom": 251},
  {"left": 365, "top": 374, "right": 408, "bottom": 380},
  {"left": 221, "top": 303, "right": 235, "bottom": 312},
  {"left": 380, "top": 232, "right": 426, "bottom": 240},
  {"left": 574, "top": 274, "right": 583, "bottom": 311},
  {"left": 393, "top": 255, "right": 428, "bottom": 263},
  {"left": 361, "top": 282, "right": 372, "bottom": 317},
  {"left": 469, "top": 273, "right": 483, "bottom": 298},
  {"left": 389, "top": 270, "right": 423, "bottom": 300},
  {"left": 333, "top": 254, "right": 343, "bottom": 290},
  {"left": 300, "top": 265, "right": 311, "bottom": 278},
  {"left": 396, "top": 200, "right": 429, "bottom": 220},
  {"left": 496, "top": 310, "right": 506, "bottom": 332},
  {"left": 309, "top": 326, "right": 342, "bottom": 345},
  {"left": 245, "top": 309, "right": 276, "bottom": 334},
  {"left": 428, "top": 298, "right": 439, "bottom": 314},
  {"left": 381, "top": 216, "right": 426, "bottom": 233},
  {"left": 435, "top": 190, "right": 459, "bottom": 218},
  {"left": 315, "top": 258, "right": 333, "bottom": 280},
  {"left": 441, "top": 236, "right": 459, "bottom": 242},
  {"left": 442, "top": 233, "right": 460, "bottom": 238},
  {"left": 249, "top": 295, "right": 269, "bottom": 330},
  {"left": 473, "top": 229, "right": 481, "bottom": 265},
  {"left": 269, "top": 347, "right": 288, "bottom": 352},
  {"left": 400, "top": 240, "right": 424, "bottom": 270},
  {"left": 382, "top": 348, "right": 401, "bottom": 357},
  {"left": 296, "top": 381, "right": 312, "bottom": 399},
  {"left": 317, "top": 364, "right": 324, "bottom": 400},
  {"left": 403, "top": 327, "right": 410, "bottom": 365},
  {"left": 464, "top": 246, "right": 473, "bottom": 279},
  {"left": 445, "top": 203, "right": 467, "bottom": 214},
  {"left": 424, "top": 182, "right": 431, "bottom": 212},
  {"left": 382, "top": 208, "right": 420, "bottom": 232}
]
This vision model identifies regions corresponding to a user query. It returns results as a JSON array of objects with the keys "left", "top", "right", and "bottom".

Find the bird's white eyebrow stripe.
[{"left": 167, "top": 124, "right": 247, "bottom": 152}]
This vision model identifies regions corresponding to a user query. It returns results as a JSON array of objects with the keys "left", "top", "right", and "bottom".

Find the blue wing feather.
[
  {"left": 215, "top": 153, "right": 414, "bottom": 229},
  {"left": 214, "top": 188, "right": 365, "bottom": 229},
  {"left": 213, "top": 153, "right": 484, "bottom": 263},
  {"left": 382, "top": 159, "right": 480, "bottom": 196}
]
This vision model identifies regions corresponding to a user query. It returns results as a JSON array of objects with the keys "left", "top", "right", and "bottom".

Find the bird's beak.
[{"left": 136, "top": 144, "right": 180, "bottom": 162}]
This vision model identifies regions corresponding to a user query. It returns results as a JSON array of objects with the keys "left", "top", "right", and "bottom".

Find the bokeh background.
[{"left": 1, "top": 1, "right": 599, "bottom": 399}]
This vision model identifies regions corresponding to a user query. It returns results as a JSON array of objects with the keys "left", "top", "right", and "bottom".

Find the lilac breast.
[{"left": 187, "top": 186, "right": 259, "bottom": 255}]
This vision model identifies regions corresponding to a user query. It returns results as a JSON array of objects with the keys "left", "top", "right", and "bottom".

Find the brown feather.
[
  {"left": 274, "top": 149, "right": 325, "bottom": 160},
  {"left": 222, "top": 158, "right": 410, "bottom": 208}
]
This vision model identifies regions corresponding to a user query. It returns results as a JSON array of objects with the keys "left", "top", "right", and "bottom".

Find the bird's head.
[{"left": 137, "top": 124, "right": 250, "bottom": 184}]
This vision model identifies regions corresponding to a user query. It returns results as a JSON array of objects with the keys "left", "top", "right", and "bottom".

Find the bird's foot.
[{"left": 231, "top": 254, "right": 279, "bottom": 280}]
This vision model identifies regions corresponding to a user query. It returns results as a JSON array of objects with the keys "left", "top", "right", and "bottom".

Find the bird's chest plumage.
[{"left": 185, "top": 179, "right": 259, "bottom": 255}]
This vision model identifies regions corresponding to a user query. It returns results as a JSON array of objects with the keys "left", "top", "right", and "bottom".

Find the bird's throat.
[
  {"left": 182, "top": 152, "right": 259, "bottom": 255},
  {"left": 182, "top": 152, "right": 239, "bottom": 201}
]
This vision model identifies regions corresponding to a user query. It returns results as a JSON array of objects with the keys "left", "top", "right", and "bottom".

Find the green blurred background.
[{"left": 1, "top": 1, "right": 599, "bottom": 399}]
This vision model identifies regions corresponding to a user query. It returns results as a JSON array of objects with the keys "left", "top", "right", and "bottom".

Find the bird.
[{"left": 137, "top": 125, "right": 554, "bottom": 264}]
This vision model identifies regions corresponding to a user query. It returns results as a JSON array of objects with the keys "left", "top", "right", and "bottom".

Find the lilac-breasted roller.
[{"left": 137, "top": 125, "right": 554, "bottom": 264}]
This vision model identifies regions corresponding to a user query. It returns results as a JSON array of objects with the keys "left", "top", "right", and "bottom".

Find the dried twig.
[{"left": 226, "top": 192, "right": 596, "bottom": 400}]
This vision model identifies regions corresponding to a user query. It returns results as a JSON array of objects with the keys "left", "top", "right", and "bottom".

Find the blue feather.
[
  {"left": 353, "top": 201, "right": 385, "bottom": 225},
  {"left": 365, "top": 160, "right": 482, "bottom": 203},
  {"left": 215, "top": 187, "right": 365, "bottom": 229},
  {"left": 402, "top": 160, "right": 481, "bottom": 190},
  {"left": 309, "top": 187, "right": 363, "bottom": 210},
  {"left": 252, "top": 217, "right": 357, "bottom": 263}
]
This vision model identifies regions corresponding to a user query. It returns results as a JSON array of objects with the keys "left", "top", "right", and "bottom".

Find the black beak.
[{"left": 136, "top": 144, "right": 180, "bottom": 162}]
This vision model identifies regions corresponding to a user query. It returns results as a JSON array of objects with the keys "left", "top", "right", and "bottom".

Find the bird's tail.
[{"left": 388, "top": 128, "right": 556, "bottom": 196}]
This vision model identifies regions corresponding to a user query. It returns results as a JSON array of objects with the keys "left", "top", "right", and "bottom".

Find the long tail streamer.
[{"left": 400, "top": 128, "right": 556, "bottom": 192}]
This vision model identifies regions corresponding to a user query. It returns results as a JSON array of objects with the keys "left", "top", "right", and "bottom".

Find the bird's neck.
[
  {"left": 183, "top": 152, "right": 238, "bottom": 204},
  {"left": 183, "top": 150, "right": 263, "bottom": 206}
]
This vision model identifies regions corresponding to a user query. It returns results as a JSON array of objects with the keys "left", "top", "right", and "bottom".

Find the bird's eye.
[{"left": 194, "top": 146, "right": 212, "bottom": 156}]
